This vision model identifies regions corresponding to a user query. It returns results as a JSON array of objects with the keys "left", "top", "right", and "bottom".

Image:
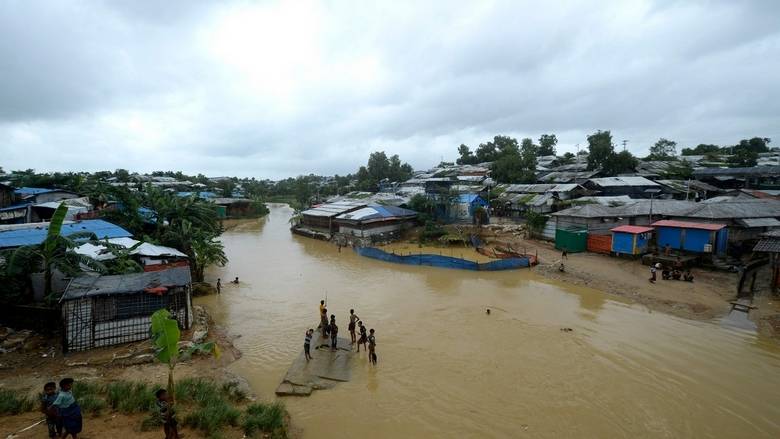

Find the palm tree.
[
  {"left": 9, "top": 204, "right": 105, "bottom": 302},
  {"left": 191, "top": 236, "right": 228, "bottom": 282}
]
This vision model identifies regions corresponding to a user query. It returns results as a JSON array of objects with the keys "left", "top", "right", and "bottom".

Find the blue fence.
[{"left": 355, "top": 247, "right": 530, "bottom": 271}]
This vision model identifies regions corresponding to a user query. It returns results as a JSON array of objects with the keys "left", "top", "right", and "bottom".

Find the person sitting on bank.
[
  {"left": 231, "top": 277, "right": 239, "bottom": 284},
  {"left": 672, "top": 269, "right": 682, "bottom": 280},
  {"left": 683, "top": 269, "right": 694, "bottom": 282},
  {"left": 662, "top": 265, "right": 671, "bottom": 280}
]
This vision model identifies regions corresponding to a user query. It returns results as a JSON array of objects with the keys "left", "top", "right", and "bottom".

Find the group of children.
[
  {"left": 305, "top": 300, "right": 377, "bottom": 365},
  {"left": 40, "top": 378, "right": 178, "bottom": 439},
  {"left": 40, "top": 379, "right": 81, "bottom": 439},
  {"left": 649, "top": 256, "right": 695, "bottom": 284}
]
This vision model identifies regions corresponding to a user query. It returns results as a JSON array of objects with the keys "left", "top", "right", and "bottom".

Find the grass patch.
[
  {"left": 105, "top": 381, "right": 156, "bottom": 413},
  {"left": 243, "top": 402, "right": 287, "bottom": 438},
  {"left": 182, "top": 398, "right": 241, "bottom": 439},
  {"left": 0, "top": 388, "right": 35, "bottom": 415},
  {"left": 72, "top": 381, "right": 106, "bottom": 415},
  {"left": 221, "top": 381, "right": 248, "bottom": 403}
]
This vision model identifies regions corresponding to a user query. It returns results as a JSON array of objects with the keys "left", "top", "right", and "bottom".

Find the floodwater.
[{"left": 201, "top": 204, "right": 780, "bottom": 438}]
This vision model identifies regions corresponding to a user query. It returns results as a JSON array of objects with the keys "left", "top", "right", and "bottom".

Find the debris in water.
[
  {"left": 486, "top": 309, "right": 491, "bottom": 315},
  {"left": 560, "top": 327, "right": 573, "bottom": 332}
]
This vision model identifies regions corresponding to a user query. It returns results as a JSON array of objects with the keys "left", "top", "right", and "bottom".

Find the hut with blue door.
[
  {"left": 610, "top": 225, "right": 654, "bottom": 255},
  {"left": 651, "top": 220, "right": 728, "bottom": 255}
]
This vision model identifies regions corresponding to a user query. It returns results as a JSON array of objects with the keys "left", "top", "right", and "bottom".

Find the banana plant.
[{"left": 151, "top": 309, "right": 220, "bottom": 402}]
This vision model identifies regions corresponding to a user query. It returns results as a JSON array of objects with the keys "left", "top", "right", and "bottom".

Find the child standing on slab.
[
  {"left": 329, "top": 315, "right": 338, "bottom": 351},
  {"left": 348, "top": 309, "right": 360, "bottom": 344},
  {"left": 304, "top": 329, "right": 314, "bottom": 361}
]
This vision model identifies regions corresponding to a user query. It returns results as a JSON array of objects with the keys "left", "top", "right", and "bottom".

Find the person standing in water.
[
  {"left": 368, "top": 329, "right": 377, "bottom": 365},
  {"left": 216, "top": 278, "right": 221, "bottom": 295},
  {"left": 357, "top": 321, "right": 367, "bottom": 352},
  {"left": 348, "top": 309, "right": 360, "bottom": 344},
  {"left": 329, "top": 315, "right": 338, "bottom": 351}
]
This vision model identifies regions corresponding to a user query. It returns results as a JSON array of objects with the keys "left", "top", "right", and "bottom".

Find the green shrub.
[
  {"left": 243, "top": 402, "right": 287, "bottom": 438},
  {"left": 183, "top": 398, "right": 241, "bottom": 439},
  {"left": 78, "top": 394, "right": 107, "bottom": 415},
  {"left": 175, "top": 377, "right": 220, "bottom": 405},
  {"left": 72, "top": 380, "right": 103, "bottom": 400},
  {"left": 105, "top": 381, "right": 156, "bottom": 413},
  {"left": 0, "top": 388, "right": 35, "bottom": 415},
  {"left": 221, "top": 381, "right": 247, "bottom": 402}
]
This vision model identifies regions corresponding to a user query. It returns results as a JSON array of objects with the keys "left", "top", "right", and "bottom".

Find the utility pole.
[
  {"left": 575, "top": 144, "right": 580, "bottom": 166},
  {"left": 622, "top": 139, "right": 628, "bottom": 152}
]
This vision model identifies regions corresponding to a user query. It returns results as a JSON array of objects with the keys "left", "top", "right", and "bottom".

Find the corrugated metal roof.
[
  {"left": 586, "top": 176, "right": 660, "bottom": 187},
  {"left": 0, "top": 219, "right": 132, "bottom": 248},
  {"left": 62, "top": 266, "right": 191, "bottom": 300},
  {"left": 753, "top": 238, "right": 780, "bottom": 252},
  {"left": 302, "top": 201, "right": 366, "bottom": 218},
  {"left": 736, "top": 218, "right": 780, "bottom": 228},
  {"left": 651, "top": 220, "right": 726, "bottom": 231},
  {"left": 611, "top": 225, "right": 654, "bottom": 234},
  {"left": 74, "top": 237, "right": 187, "bottom": 260},
  {"left": 693, "top": 165, "right": 780, "bottom": 177}
]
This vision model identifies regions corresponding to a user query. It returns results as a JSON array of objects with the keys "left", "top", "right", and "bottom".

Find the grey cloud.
[{"left": 1, "top": 0, "right": 778, "bottom": 179}]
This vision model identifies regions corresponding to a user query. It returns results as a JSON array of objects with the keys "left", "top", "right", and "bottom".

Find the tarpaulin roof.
[
  {"left": 62, "top": 266, "right": 191, "bottom": 300},
  {"left": 586, "top": 176, "right": 660, "bottom": 187},
  {"left": 611, "top": 225, "right": 654, "bottom": 234},
  {"left": 335, "top": 204, "right": 417, "bottom": 223},
  {"left": 302, "top": 201, "right": 366, "bottom": 218},
  {"left": 651, "top": 220, "right": 726, "bottom": 231},
  {"left": 74, "top": 237, "right": 187, "bottom": 261},
  {"left": 0, "top": 219, "right": 132, "bottom": 248}
]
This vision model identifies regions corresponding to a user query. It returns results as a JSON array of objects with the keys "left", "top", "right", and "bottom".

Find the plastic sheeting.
[{"left": 355, "top": 247, "right": 530, "bottom": 271}]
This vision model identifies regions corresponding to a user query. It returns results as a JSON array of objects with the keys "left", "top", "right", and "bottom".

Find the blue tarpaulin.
[
  {"left": 0, "top": 219, "right": 132, "bottom": 248},
  {"left": 355, "top": 247, "right": 530, "bottom": 271}
]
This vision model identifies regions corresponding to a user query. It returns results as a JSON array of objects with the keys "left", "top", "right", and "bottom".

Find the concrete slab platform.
[{"left": 275, "top": 330, "right": 355, "bottom": 397}]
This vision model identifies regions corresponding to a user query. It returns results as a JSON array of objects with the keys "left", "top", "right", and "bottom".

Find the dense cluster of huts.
[
  {"left": 302, "top": 154, "right": 780, "bottom": 279},
  {"left": 0, "top": 178, "right": 238, "bottom": 352}
]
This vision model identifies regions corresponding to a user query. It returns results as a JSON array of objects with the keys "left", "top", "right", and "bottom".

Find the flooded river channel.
[{"left": 200, "top": 204, "right": 780, "bottom": 438}]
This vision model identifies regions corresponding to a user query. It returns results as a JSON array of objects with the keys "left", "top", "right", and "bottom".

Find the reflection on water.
[{"left": 201, "top": 204, "right": 780, "bottom": 439}]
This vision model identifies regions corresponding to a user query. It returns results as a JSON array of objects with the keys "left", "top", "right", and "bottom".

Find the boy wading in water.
[
  {"left": 368, "top": 329, "right": 377, "bottom": 365},
  {"left": 329, "top": 315, "right": 339, "bottom": 351},
  {"left": 304, "top": 329, "right": 314, "bottom": 361},
  {"left": 348, "top": 309, "right": 360, "bottom": 344},
  {"left": 356, "top": 321, "right": 367, "bottom": 352},
  {"left": 51, "top": 378, "right": 82, "bottom": 439},
  {"left": 41, "top": 382, "right": 62, "bottom": 438},
  {"left": 156, "top": 389, "right": 179, "bottom": 439}
]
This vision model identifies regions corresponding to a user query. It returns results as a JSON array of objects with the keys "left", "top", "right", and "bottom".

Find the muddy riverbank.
[{"left": 203, "top": 204, "right": 780, "bottom": 438}]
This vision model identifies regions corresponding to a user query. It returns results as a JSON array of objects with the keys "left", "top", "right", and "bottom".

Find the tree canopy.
[
  {"left": 647, "top": 138, "right": 677, "bottom": 161},
  {"left": 538, "top": 134, "right": 558, "bottom": 156}
]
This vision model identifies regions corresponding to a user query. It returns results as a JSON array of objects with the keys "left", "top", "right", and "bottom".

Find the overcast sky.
[{"left": 1, "top": 0, "right": 778, "bottom": 179}]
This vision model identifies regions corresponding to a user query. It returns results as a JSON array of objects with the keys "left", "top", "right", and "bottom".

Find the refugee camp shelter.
[
  {"left": 74, "top": 237, "right": 188, "bottom": 271},
  {"left": 14, "top": 187, "right": 80, "bottom": 204},
  {"left": 334, "top": 205, "right": 418, "bottom": 238},
  {"left": 583, "top": 176, "right": 662, "bottom": 198},
  {"left": 0, "top": 183, "right": 15, "bottom": 208},
  {"left": 611, "top": 225, "right": 654, "bottom": 255},
  {"left": 299, "top": 201, "right": 366, "bottom": 233},
  {"left": 753, "top": 230, "right": 780, "bottom": 293},
  {"left": 0, "top": 219, "right": 132, "bottom": 249},
  {"left": 60, "top": 266, "right": 192, "bottom": 352},
  {"left": 452, "top": 194, "right": 489, "bottom": 222},
  {"left": 651, "top": 220, "right": 728, "bottom": 255}
]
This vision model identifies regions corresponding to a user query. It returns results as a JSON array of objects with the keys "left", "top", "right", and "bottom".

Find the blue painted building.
[
  {"left": 610, "top": 225, "right": 654, "bottom": 255},
  {"left": 651, "top": 220, "right": 728, "bottom": 255},
  {"left": 453, "top": 194, "right": 489, "bottom": 223}
]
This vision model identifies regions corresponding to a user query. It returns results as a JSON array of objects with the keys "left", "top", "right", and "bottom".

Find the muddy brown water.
[{"left": 201, "top": 204, "right": 780, "bottom": 438}]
